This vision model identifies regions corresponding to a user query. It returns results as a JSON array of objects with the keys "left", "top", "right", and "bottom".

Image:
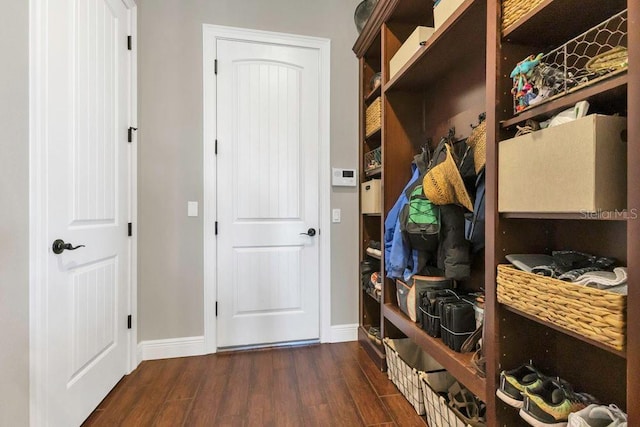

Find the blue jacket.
[{"left": 384, "top": 164, "right": 421, "bottom": 280}]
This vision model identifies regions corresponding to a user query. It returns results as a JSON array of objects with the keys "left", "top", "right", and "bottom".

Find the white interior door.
[
  {"left": 39, "top": 0, "right": 131, "bottom": 425},
  {"left": 216, "top": 38, "right": 320, "bottom": 348}
]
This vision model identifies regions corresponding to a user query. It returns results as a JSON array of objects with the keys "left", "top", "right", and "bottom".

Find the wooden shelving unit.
[
  {"left": 383, "top": 0, "right": 486, "bottom": 92},
  {"left": 488, "top": 0, "right": 637, "bottom": 424},
  {"left": 354, "top": 0, "right": 639, "bottom": 424}
]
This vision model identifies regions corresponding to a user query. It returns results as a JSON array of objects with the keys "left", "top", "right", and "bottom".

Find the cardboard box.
[
  {"left": 434, "top": 0, "right": 466, "bottom": 30},
  {"left": 498, "top": 115, "right": 627, "bottom": 213},
  {"left": 389, "top": 26, "right": 435, "bottom": 79},
  {"left": 361, "top": 179, "right": 381, "bottom": 214}
]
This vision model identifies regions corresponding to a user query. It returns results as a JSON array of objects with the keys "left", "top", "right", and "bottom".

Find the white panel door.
[
  {"left": 216, "top": 38, "right": 320, "bottom": 348},
  {"left": 41, "top": 0, "right": 130, "bottom": 425}
]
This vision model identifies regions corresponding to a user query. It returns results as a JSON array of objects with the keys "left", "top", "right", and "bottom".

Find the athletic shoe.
[
  {"left": 568, "top": 404, "right": 628, "bottom": 427},
  {"left": 496, "top": 363, "right": 545, "bottom": 408},
  {"left": 366, "top": 326, "right": 382, "bottom": 345},
  {"left": 519, "top": 377, "right": 598, "bottom": 427}
]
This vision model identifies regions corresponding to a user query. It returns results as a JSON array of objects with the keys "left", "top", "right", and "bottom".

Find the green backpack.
[{"left": 400, "top": 184, "right": 440, "bottom": 252}]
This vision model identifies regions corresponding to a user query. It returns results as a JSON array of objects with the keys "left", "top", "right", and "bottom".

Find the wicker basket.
[
  {"left": 497, "top": 265, "right": 626, "bottom": 351},
  {"left": 365, "top": 97, "right": 382, "bottom": 137},
  {"left": 501, "top": 0, "right": 545, "bottom": 32}
]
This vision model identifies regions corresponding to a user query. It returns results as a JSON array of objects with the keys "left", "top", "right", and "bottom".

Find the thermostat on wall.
[{"left": 332, "top": 168, "right": 357, "bottom": 187}]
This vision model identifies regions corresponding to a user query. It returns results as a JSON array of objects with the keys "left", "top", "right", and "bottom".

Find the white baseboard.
[
  {"left": 330, "top": 323, "right": 358, "bottom": 343},
  {"left": 138, "top": 336, "right": 206, "bottom": 361}
]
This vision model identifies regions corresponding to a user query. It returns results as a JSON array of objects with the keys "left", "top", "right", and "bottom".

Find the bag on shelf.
[
  {"left": 420, "top": 291, "right": 460, "bottom": 338},
  {"left": 441, "top": 300, "right": 477, "bottom": 352},
  {"left": 400, "top": 184, "right": 441, "bottom": 253},
  {"left": 396, "top": 276, "right": 453, "bottom": 323}
]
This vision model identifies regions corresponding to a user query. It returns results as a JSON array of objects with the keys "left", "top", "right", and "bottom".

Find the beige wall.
[
  {"left": 138, "top": 0, "right": 361, "bottom": 340},
  {"left": 0, "top": 1, "right": 30, "bottom": 425}
]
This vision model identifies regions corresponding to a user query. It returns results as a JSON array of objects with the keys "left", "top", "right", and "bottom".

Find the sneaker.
[
  {"left": 568, "top": 404, "right": 628, "bottom": 427},
  {"left": 496, "top": 363, "right": 545, "bottom": 408},
  {"left": 366, "top": 240, "right": 382, "bottom": 258},
  {"left": 519, "top": 377, "right": 598, "bottom": 427},
  {"left": 366, "top": 326, "right": 382, "bottom": 345}
]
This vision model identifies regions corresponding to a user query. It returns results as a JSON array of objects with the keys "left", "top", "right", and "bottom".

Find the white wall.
[
  {"left": 0, "top": 1, "right": 30, "bottom": 425},
  {"left": 137, "top": 0, "right": 361, "bottom": 341}
]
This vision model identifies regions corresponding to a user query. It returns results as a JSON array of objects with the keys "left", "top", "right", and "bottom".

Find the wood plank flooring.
[{"left": 83, "top": 342, "right": 426, "bottom": 427}]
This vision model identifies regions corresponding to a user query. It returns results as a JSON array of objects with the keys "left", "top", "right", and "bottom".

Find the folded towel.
[{"left": 574, "top": 267, "right": 627, "bottom": 288}]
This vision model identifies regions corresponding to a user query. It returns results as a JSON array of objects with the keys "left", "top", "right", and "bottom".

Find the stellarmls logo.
[{"left": 580, "top": 209, "right": 638, "bottom": 220}]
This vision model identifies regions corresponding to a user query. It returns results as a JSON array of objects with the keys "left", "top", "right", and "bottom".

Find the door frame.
[
  {"left": 28, "top": 0, "right": 138, "bottom": 424},
  {"left": 202, "top": 24, "right": 331, "bottom": 353}
]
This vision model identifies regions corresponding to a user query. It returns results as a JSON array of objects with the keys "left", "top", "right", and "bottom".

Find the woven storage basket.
[
  {"left": 365, "top": 97, "right": 382, "bottom": 137},
  {"left": 497, "top": 265, "right": 626, "bottom": 351},
  {"left": 501, "top": 0, "right": 545, "bottom": 32}
]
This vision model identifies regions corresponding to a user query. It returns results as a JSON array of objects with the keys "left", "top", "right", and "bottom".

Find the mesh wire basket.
[
  {"left": 512, "top": 9, "right": 628, "bottom": 114},
  {"left": 364, "top": 147, "right": 382, "bottom": 174}
]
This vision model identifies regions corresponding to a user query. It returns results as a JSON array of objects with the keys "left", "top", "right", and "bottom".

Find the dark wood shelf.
[
  {"left": 363, "top": 212, "right": 382, "bottom": 217},
  {"left": 502, "top": 0, "right": 627, "bottom": 47},
  {"left": 365, "top": 85, "right": 382, "bottom": 104},
  {"left": 364, "top": 287, "right": 382, "bottom": 304},
  {"left": 358, "top": 326, "right": 386, "bottom": 371},
  {"left": 383, "top": 304, "right": 486, "bottom": 402},
  {"left": 501, "top": 304, "right": 627, "bottom": 358},
  {"left": 353, "top": 0, "right": 395, "bottom": 57},
  {"left": 501, "top": 211, "right": 629, "bottom": 221},
  {"left": 365, "top": 127, "right": 381, "bottom": 140},
  {"left": 501, "top": 74, "right": 628, "bottom": 128},
  {"left": 383, "top": 0, "right": 486, "bottom": 92},
  {"left": 365, "top": 250, "right": 382, "bottom": 260}
]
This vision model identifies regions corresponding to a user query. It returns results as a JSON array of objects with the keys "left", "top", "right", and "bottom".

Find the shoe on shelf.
[
  {"left": 496, "top": 362, "right": 545, "bottom": 408},
  {"left": 519, "top": 377, "right": 598, "bottom": 427},
  {"left": 568, "top": 404, "right": 628, "bottom": 427},
  {"left": 366, "top": 326, "right": 382, "bottom": 346},
  {"left": 366, "top": 240, "right": 382, "bottom": 258}
]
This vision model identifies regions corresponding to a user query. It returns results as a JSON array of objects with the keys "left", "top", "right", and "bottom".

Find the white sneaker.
[{"left": 568, "top": 404, "right": 627, "bottom": 427}]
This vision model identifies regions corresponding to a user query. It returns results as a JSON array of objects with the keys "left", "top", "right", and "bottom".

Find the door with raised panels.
[
  {"left": 216, "top": 38, "right": 320, "bottom": 348},
  {"left": 40, "top": 0, "right": 131, "bottom": 424}
]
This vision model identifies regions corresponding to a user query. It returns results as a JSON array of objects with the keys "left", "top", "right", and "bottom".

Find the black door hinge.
[
  {"left": 215, "top": 221, "right": 218, "bottom": 235},
  {"left": 215, "top": 301, "right": 218, "bottom": 317},
  {"left": 127, "top": 315, "right": 132, "bottom": 329},
  {"left": 214, "top": 59, "right": 218, "bottom": 75},
  {"left": 128, "top": 127, "right": 138, "bottom": 143},
  {"left": 128, "top": 223, "right": 132, "bottom": 237},
  {"left": 127, "top": 36, "right": 132, "bottom": 50},
  {"left": 215, "top": 139, "right": 218, "bottom": 155}
]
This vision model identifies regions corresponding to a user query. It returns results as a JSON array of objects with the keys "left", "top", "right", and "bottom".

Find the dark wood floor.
[{"left": 82, "top": 342, "right": 426, "bottom": 427}]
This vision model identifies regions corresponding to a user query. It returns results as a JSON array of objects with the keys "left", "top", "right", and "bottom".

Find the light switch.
[
  {"left": 332, "top": 208, "right": 341, "bottom": 223},
  {"left": 188, "top": 201, "right": 198, "bottom": 217}
]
